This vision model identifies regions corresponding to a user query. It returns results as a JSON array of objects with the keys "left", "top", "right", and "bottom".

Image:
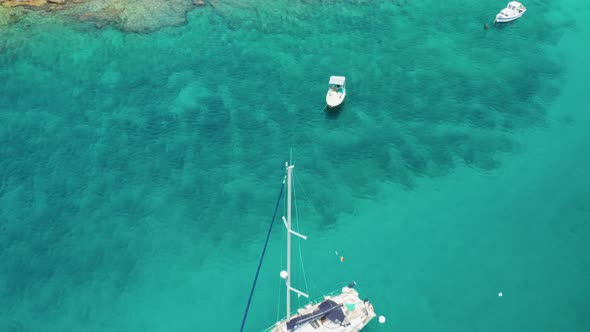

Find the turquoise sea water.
[{"left": 1, "top": 0, "right": 589, "bottom": 331}]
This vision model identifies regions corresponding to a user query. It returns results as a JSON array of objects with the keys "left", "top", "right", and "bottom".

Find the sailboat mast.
[
  {"left": 286, "top": 163, "right": 294, "bottom": 320},
  {"left": 281, "top": 160, "right": 308, "bottom": 325}
]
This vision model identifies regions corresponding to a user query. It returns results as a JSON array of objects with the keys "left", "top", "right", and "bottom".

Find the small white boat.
[
  {"left": 326, "top": 76, "right": 346, "bottom": 109},
  {"left": 495, "top": 1, "right": 526, "bottom": 23}
]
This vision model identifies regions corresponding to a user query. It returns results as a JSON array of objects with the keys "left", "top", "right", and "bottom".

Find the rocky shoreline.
[
  {"left": 1, "top": 0, "right": 206, "bottom": 9},
  {"left": 1, "top": 0, "right": 209, "bottom": 32},
  {"left": 0, "top": 0, "right": 80, "bottom": 8}
]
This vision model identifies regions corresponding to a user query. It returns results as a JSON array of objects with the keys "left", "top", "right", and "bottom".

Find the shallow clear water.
[{"left": 0, "top": 1, "right": 589, "bottom": 331}]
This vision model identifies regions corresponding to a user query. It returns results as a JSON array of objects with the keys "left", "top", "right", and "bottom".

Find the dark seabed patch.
[{"left": 0, "top": 0, "right": 583, "bottom": 331}]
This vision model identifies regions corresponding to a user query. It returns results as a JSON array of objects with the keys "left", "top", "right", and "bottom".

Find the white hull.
[
  {"left": 495, "top": 3, "right": 526, "bottom": 23},
  {"left": 326, "top": 89, "right": 346, "bottom": 108},
  {"left": 495, "top": 11, "right": 524, "bottom": 22}
]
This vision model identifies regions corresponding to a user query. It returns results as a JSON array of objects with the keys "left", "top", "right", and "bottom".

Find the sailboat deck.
[{"left": 266, "top": 288, "right": 376, "bottom": 332}]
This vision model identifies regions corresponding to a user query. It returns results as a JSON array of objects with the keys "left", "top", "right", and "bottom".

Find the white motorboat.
[
  {"left": 326, "top": 76, "right": 346, "bottom": 109},
  {"left": 495, "top": 1, "right": 526, "bottom": 23}
]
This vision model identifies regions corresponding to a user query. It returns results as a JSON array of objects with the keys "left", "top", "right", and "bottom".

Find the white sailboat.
[{"left": 265, "top": 162, "right": 378, "bottom": 332}]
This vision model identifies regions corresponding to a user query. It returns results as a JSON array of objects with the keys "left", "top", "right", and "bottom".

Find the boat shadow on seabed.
[
  {"left": 323, "top": 104, "right": 344, "bottom": 120},
  {"left": 492, "top": 20, "right": 521, "bottom": 29}
]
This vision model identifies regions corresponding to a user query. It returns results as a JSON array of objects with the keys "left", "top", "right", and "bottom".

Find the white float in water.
[
  {"left": 280, "top": 270, "right": 288, "bottom": 279},
  {"left": 498, "top": 292, "right": 503, "bottom": 297},
  {"left": 379, "top": 316, "right": 386, "bottom": 324}
]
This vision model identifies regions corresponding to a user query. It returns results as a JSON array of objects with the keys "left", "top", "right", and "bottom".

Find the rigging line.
[
  {"left": 293, "top": 173, "right": 321, "bottom": 297},
  {"left": 294, "top": 173, "right": 321, "bottom": 220},
  {"left": 292, "top": 174, "right": 311, "bottom": 303},
  {"left": 240, "top": 177, "right": 286, "bottom": 332}
]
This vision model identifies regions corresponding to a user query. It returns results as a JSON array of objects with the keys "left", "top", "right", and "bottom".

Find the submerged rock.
[
  {"left": 1, "top": 0, "right": 75, "bottom": 8},
  {"left": 1, "top": 0, "right": 197, "bottom": 33},
  {"left": 78, "top": 0, "right": 194, "bottom": 33},
  {"left": 1, "top": 0, "right": 49, "bottom": 8}
]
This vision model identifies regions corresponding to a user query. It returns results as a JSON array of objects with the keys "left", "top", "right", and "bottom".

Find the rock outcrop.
[
  {"left": 1, "top": 0, "right": 77, "bottom": 8},
  {"left": 1, "top": 0, "right": 203, "bottom": 33}
]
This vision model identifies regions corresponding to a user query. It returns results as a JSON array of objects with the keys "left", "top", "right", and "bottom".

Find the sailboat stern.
[
  {"left": 266, "top": 285, "right": 376, "bottom": 332},
  {"left": 337, "top": 286, "right": 377, "bottom": 329}
]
